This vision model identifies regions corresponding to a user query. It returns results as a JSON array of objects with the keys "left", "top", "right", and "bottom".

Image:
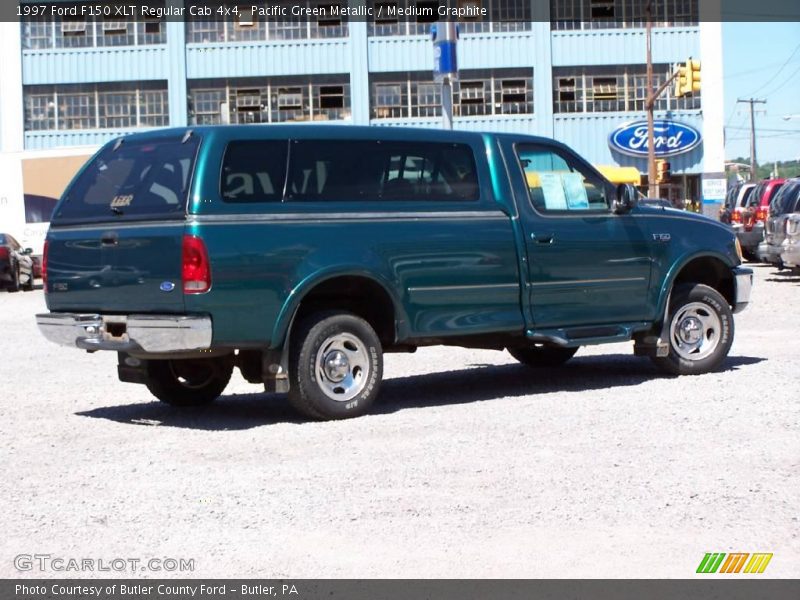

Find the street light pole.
[{"left": 646, "top": 2, "right": 657, "bottom": 198}]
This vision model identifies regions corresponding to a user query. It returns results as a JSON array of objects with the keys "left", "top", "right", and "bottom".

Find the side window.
[
  {"left": 516, "top": 144, "right": 609, "bottom": 213},
  {"left": 286, "top": 140, "right": 479, "bottom": 202},
  {"left": 220, "top": 140, "right": 288, "bottom": 202}
]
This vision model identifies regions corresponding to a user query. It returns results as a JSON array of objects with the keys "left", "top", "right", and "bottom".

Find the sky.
[{"left": 722, "top": 21, "right": 800, "bottom": 164}]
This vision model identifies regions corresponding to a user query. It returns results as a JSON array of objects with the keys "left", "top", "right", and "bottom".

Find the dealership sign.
[{"left": 609, "top": 120, "right": 702, "bottom": 157}]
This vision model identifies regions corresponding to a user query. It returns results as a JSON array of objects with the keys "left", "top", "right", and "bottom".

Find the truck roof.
[{"left": 115, "top": 124, "right": 558, "bottom": 147}]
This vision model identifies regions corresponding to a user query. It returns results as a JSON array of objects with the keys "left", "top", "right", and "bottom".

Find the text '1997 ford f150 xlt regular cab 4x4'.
[{"left": 36, "top": 126, "right": 752, "bottom": 420}]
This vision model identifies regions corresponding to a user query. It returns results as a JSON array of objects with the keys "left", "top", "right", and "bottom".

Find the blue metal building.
[{"left": 1, "top": 0, "right": 726, "bottom": 210}]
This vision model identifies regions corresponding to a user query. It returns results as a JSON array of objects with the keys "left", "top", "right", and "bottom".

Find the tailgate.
[
  {"left": 45, "top": 133, "right": 199, "bottom": 313},
  {"left": 46, "top": 222, "right": 185, "bottom": 313}
]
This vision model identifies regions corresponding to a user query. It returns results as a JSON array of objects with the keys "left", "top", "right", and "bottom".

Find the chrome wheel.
[
  {"left": 315, "top": 332, "right": 370, "bottom": 402},
  {"left": 669, "top": 301, "right": 722, "bottom": 361}
]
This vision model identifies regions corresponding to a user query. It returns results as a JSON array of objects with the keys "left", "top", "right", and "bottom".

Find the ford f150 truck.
[{"left": 36, "top": 126, "right": 752, "bottom": 420}]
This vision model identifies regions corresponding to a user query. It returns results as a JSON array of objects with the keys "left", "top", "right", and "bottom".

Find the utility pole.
[{"left": 737, "top": 98, "right": 766, "bottom": 181}]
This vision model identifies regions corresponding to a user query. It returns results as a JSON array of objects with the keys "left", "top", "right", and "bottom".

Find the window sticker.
[
  {"left": 110, "top": 194, "right": 133, "bottom": 208},
  {"left": 561, "top": 173, "right": 590, "bottom": 210},
  {"left": 538, "top": 172, "right": 568, "bottom": 210}
]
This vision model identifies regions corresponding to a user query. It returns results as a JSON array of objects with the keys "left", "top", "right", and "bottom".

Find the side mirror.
[
  {"left": 22, "top": 248, "right": 34, "bottom": 255},
  {"left": 613, "top": 184, "right": 637, "bottom": 214}
]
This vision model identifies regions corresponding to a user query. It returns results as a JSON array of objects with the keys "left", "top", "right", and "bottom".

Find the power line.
[
  {"left": 746, "top": 41, "right": 800, "bottom": 97},
  {"left": 761, "top": 63, "right": 800, "bottom": 98}
]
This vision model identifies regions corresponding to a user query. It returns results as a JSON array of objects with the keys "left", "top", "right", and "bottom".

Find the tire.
[
  {"left": 7, "top": 264, "right": 20, "bottom": 293},
  {"left": 651, "top": 283, "right": 734, "bottom": 376},
  {"left": 508, "top": 344, "right": 578, "bottom": 368},
  {"left": 288, "top": 311, "right": 382, "bottom": 420},
  {"left": 145, "top": 357, "right": 233, "bottom": 407}
]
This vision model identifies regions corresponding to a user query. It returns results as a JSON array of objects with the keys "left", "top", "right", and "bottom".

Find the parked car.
[
  {"left": 757, "top": 178, "right": 800, "bottom": 266},
  {"left": 31, "top": 255, "right": 42, "bottom": 279},
  {"left": 36, "top": 126, "right": 752, "bottom": 420},
  {"left": 734, "top": 178, "right": 785, "bottom": 260},
  {"left": 780, "top": 212, "right": 800, "bottom": 270},
  {"left": 0, "top": 233, "right": 35, "bottom": 292},
  {"left": 720, "top": 181, "right": 756, "bottom": 224}
]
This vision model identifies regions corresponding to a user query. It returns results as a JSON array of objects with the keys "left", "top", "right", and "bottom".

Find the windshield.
[
  {"left": 54, "top": 135, "right": 200, "bottom": 222},
  {"left": 772, "top": 181, "right": 800, "bottom": 215}
]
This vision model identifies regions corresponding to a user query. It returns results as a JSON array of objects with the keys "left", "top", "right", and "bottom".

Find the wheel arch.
[
  {"left": 271, "top": 268, "right": 405, "bottom": 350},
  {"left": 657, "top": 252, "right": 736, "bottom": 317}
]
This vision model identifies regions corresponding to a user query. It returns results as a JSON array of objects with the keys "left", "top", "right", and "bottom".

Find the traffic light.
[
  {"left": 675, "top": 62, "right": 688, "bottom": 97},
  {"left": 655, "top": 159, "right": 671, "bottom": 184},
  {"left": 689, "top": 59, "right": 701, "bottom": 94},
  {"left": 675, "top": 58, "right": 701, "bottom": 97}
]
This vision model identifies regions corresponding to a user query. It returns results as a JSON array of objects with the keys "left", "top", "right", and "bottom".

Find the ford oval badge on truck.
[{"left": 609, "top": 120, "right": 702, "bottom": 158}]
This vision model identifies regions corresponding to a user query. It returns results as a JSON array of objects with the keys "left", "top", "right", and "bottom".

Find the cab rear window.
[{"left": 54, "top": 136, "right": 199, "bottom": 222}]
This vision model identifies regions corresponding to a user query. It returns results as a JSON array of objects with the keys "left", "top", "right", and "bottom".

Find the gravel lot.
[{"left": 1, "top": 265, "right": 798, "bottom": 579}]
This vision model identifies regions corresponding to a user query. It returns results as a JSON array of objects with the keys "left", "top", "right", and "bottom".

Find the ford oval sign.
[{"left": 609, "top": 120, "right": 702, "bottom": 158}]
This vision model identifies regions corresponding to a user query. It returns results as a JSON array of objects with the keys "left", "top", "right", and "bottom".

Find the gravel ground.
[{"left": 1, "top": 265, "right": 798, "bottom": 579}]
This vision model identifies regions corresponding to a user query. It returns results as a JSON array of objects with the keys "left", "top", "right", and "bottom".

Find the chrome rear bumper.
[{"left": 36, "top": 313, "right": 212, "bottom": 353}]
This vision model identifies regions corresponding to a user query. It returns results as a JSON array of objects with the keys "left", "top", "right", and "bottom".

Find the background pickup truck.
[{"left": 37, "top": 125, "right": 752, "bottom": 420}]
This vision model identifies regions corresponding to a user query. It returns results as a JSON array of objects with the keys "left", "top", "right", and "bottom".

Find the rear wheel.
[
  {"left": 508, "top": 344, "right": 578, "bottom": 367},
  {"left": 145, "top": 357, "right": 233, "bottom": 407},
  {"left": 651, "top": 283, "right": 733, "bottom": 375},
  {"left": 289, "top": 311, "right": 382, "bottom": 420}
]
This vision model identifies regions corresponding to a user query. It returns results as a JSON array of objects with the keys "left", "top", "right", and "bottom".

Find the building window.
[
  {"left": 139, "top": 89, "right": 169, "bottom": 127},
  {"left": 552, "top": 65, "right": 701, "bottom": 113},
  {"left": 187, "top": 1, "right": 349, "bottom": 42},
  {"left": 371, "top": 69, "right": 533, "bottom": 120},
  {"left": 23, "top": 82, "right": 170, "bottom": 131},
  {"left": 22, "top": 3, "right": 168, "bottom": 48},
  {"left": 98, "top": 91, "right": 136, "bottom": 129},
  {"left": 187, "top": 76, "right": 352, "bottom": 125},
  {"left": 551, "top": 0, "right": 699, "bottom": 30},
  {"left": 24, "top": 94, "right": 56, "bottom": 130},
  {"left": 367, "top": 0, "right": 531, "bottom": 36}
]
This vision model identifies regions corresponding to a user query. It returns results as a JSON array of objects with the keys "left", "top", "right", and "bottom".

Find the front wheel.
[
  {"left": 145, "top": 357, "right": 233, "bottom": 407},
  {"left": 289, "top": 311, "right": 382, "bottom": 420},
  {"left": 651, "top": 283, "right": 734, "bottom": 375},
  {"left": 508, "top": 344, "right": 578, "bottom": 368}
]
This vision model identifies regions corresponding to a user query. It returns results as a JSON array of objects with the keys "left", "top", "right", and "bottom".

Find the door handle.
[
  {"left": 531, "top": 232, "right": 554, "bottom": 244},
  {"left": 100, "top": 233, "right": 118, "bottom": 246}
]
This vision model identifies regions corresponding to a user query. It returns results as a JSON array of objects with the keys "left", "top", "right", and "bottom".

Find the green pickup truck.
[{"left": 36, "top": 125, "right": 752, "bottom": 420}]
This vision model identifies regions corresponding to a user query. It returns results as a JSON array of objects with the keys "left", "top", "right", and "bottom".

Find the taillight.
[
  {"left": 0, "top": 247, "right": 8, "bottom": 261},
  {"left": 756, "top": 207, "right": 768, "bottom": 222},
  {"left": 182, "top": 234, "right": 211, "bottom": 294},
  {"left": 42, "top": 240, "right": 49, "bottom": 292},
  {"left": 731, "top": 210, "right": 742, "bottom": 224}
]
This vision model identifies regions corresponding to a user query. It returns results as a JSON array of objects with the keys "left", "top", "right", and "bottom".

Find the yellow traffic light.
[
  {"left": 689, "top": 59, "right": 701, "bottom": 93},
  {"left": 675, "top": 58, "right": 701, "bottom": 97},
  {"left": 675, "top": 63, "right": 689, "bottom": 97}
]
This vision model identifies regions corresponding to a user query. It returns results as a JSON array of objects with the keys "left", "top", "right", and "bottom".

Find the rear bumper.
[
  {"left": 732, "top": 267, "right": 753, "bottom": 314},
  {"left": 756, "top": 241, "right": 782, "bottom": 264},
  {"left": 733, "top": 224, "right": 764, "bottom": 250},
  {"left": 781, "top": 239, "right": 800, "bottom": 268},
  {"left": 36, "top": 313, "right": 212, "bottom": 353}
]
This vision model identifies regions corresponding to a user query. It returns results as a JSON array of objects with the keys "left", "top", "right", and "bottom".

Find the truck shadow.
[{"left": 76, "top": 354, "right": 765, "bottom": 431}]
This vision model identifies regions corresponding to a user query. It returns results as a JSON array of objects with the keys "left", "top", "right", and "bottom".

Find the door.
[{"left": 504, "top": 141, "right": 653, "bottom": 329}]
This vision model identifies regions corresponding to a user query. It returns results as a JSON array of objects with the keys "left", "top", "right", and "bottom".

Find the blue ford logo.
[
  {"left": 160, "top": 281, "right": 175, "bottom": 292},
  {"left": 609, "top": 120, "right": 702, "bottom": 158}
]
